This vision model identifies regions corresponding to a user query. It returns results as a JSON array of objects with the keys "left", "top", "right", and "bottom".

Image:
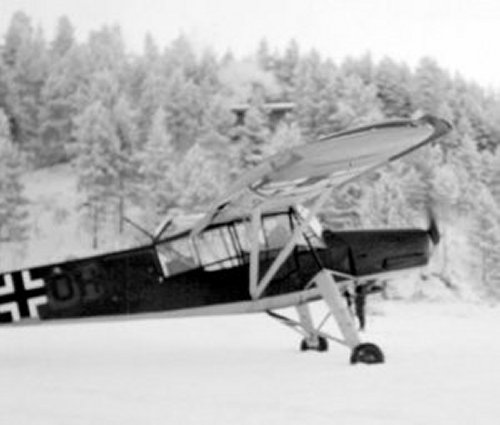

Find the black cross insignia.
[{"left": 0, "top": 271, "right": 47, "bottom": 323}]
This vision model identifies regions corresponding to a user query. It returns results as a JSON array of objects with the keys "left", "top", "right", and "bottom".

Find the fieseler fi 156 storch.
[{"left": 0, "top": 115, "right": 451, "bottom": 364}]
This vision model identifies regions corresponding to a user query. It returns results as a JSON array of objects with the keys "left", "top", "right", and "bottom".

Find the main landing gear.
[
  {"left": 300, "top": 337, "right": 384, "bottom": 364},
  {"left": 267, "top": 270, "right": 385, "bottom": 365}
]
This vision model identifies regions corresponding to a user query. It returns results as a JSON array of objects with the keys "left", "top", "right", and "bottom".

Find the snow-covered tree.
[
  {"left": 374, "top": 58, "right": 413, "bottom": 118},
  {"left": 0, "top": 109, "right": 27, "bottom": 241},
  {"left": 73, "top": 101, "right": 119, "bottom": 247},
  {"left": 3, "top": 13, "right": 48, "bottom": 148},
  {"left": 330, "top": 73, "right": 384, "bottom": 129},
  {"left": 139, "top": 107, "right": 177, "bottom": 225},
  {"left": 38, "top": 46, "right": 87, "bottom": 165},
  {"left": 50, "top": 16, "right": 75, "bottom": 59},
  {"left": 292, "top": 50, "right": 339, "bottom": 137}
]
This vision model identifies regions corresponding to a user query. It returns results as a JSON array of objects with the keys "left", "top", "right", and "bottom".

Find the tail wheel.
[
  {"left": 350, "top": 342, "right": 384, "bottom": 364},
  {"left": 300, "top": 336, "right": 329, "bottom": 352}
]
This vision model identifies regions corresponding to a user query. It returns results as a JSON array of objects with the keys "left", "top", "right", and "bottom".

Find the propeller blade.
[{"left": 427, "top": 208, "right": 440, "bottom": 245}]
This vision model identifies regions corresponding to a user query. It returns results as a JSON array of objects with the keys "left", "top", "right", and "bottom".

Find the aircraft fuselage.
[{"left": 0, "top": 226, "right": 433, "bottom": 325}]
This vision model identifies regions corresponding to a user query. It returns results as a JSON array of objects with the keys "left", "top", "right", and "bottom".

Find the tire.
[
  {"left": 350, "top": 342, "right": 385, "bottom": 364},
  {"left": 300, "top": 336, "right": 329, "bottom": 352},
  {"left": 317, "top": 336, "right": 328, "bottom": 352}
]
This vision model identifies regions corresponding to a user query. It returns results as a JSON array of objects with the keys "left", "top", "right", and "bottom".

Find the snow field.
[{"left": 1, "top": 300, "right": 499, "bottom": 425}]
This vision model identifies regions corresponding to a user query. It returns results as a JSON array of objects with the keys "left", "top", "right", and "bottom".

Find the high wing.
[{"left": 192, "top": 115, "right": 451, "bottom": 234}]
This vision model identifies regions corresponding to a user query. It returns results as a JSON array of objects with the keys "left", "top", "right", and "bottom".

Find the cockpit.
[{"left": 155, "top": 208, "right": 325, "bottom": 277}]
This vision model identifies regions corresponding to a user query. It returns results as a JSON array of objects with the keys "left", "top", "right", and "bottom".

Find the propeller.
[{"left": 426, "top": 207, "right": 440, "bottom": 246}]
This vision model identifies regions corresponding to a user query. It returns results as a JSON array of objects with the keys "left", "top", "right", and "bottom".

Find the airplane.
[{"left": 0, "top": 114, "right": 451, "bottom": 364}]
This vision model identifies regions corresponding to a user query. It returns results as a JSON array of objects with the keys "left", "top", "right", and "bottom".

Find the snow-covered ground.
[{"left": 1, "top": 300, "right": 499, "bottom": 425}]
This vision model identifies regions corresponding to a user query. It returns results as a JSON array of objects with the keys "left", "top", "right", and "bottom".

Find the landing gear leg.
[
  {"left": 315, "top": 270, "right": 384, "bottom": 364},
  {"left": 296, "top": 304, "right": 328, "bottom": 352}
]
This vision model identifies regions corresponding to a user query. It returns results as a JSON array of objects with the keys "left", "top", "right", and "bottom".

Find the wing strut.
[
  {"left": 249, "top": 207, "right": 262, "bottom": 298},
  {"left": 248, "top": 182, "right": 334, "bottom": 299}
]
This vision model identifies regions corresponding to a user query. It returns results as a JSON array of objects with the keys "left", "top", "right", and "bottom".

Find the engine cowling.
[{"left": 322, "top": 227, "right": 434, "bottom": 277}]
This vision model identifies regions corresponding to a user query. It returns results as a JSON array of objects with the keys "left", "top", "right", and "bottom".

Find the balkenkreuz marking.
[{"left": 0, "top": 271, "right": 48, "bottom": 323}]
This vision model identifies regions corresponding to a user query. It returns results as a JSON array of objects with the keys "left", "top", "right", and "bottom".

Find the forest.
[{"left": 1, "top": 11, "right": 500, "bottom": 299}]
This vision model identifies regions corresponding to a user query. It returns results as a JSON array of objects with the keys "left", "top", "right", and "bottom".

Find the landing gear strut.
[
  {"left": 306, "top": 270, "right": 386, "bottom": 364},
  {"left": 266, "top": 270, "right": 386, "bottom": 364}
]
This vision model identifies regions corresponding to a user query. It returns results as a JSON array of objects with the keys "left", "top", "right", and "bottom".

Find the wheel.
[
  {"left": 350, "top": 342, "right": 384, "bottom": 364},
  {"left": 300, "top": 336, "right": 329, "bottom": 352}
]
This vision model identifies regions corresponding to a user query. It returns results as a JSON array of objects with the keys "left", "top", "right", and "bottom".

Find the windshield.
[
  {"left": 196, "top": 226, "right": 242, "bottom": 270},
  {"left": 156, "top": 236, "right": 197, "bottom": 276},
  {"left": 262, "top": 211, "right": 325, "bottom": 249},
  {"left": 263, "top": 214, "right": 293, "bottom": 249},
  {"left": 156, "top": 225, "right": 244, "bottom": 275}
]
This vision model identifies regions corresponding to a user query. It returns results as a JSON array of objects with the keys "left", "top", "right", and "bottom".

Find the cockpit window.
[
  {"left": 262, "top": 214, "right": 293, "bottom": 249},
  {"left": 233, "top": 222, "right": 251, "bottom": 252},
  {"left": 261, "top": 212, "right": 323, "bottom": 249},
  {"left": 155, "top": 209, "right": 325, "bottom": 277},
  {"left": 290, "top": 208, "right": 326, "bottom": 249},
  {"left": 156, "top": 237, "right": 197, "bottom": 276},
  {"left": 196, "top": 227, "right": 241, "bottom": 270}
]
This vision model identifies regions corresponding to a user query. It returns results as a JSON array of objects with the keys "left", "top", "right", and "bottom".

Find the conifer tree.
[
  {"left": 135, "top": 42, "right": 168, "bottom": 143},
  {"left": 490, "top": 153, "right": 500, "bottom": 208},
  {"left": 274, "top": 39, "right": 300, "bottom": 94},
  {"left": 50, "top": 16, "right": 75, "bottom": 59},
  {"left": 467, "top": 190, "right": 500, "bottom": 296},
  {"left": 292, "top": 51, "right": 339, "bottom": 137},
  {"left": 3, "top": 11, "right": 33, "bottom": 67},
  {"left": 0, "top": 53, "right": 11, "bottom": 117},
  {"left": 173, "top": 142, "right": 228, "bottom": 211},
  {"left": 330, "top": 73, "right": 383, "bottom": 129},
  {"left": 412, "top": 57, "right": 449, "bottom": 116},
  {"left": 341, "top": 53, "right": 374, "bottom": 85},
  {"left": 163, "top": 70, "right": 205, "bottom": 151},
  {"left": 0, "top": 109, "right": 27, "bottom": 242},
  {"left": 170, "top": 94, "right": 234, "bottom": 211},
  {"left": 3, "top": 14, "right": 48, "bottom": 148},
  {"left": 139, "top": 107, "right": 177, "bottom": 223},
  {"left": 374, "top": 58, "right": 413, "bottom": 118},
  {"left": 38, "top": 46, "right": 86, "bottom": 165},
  {"left": 256, "top": 39, "right": 273, "bottom": 71},
  {"left": 73, "top": 101, "right": 119, "bottom": 247},
  {"left": 112, "top": 95, "right": 141, "bottom": 232},
  {"left": 163, "top": 35, "right": 198, "bottom": 79},
  {"left": 87, "top": 25, "right": 127, "bottom": 77}
]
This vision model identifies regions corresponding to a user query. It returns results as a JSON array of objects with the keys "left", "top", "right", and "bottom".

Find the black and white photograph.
[{"left": 0, "top": 1, "right": 499, "bottom": 423}]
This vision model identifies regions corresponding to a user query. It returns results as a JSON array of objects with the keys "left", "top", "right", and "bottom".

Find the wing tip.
[{"left": 416, "top": 114, "right": 452, "bottom": 138}]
